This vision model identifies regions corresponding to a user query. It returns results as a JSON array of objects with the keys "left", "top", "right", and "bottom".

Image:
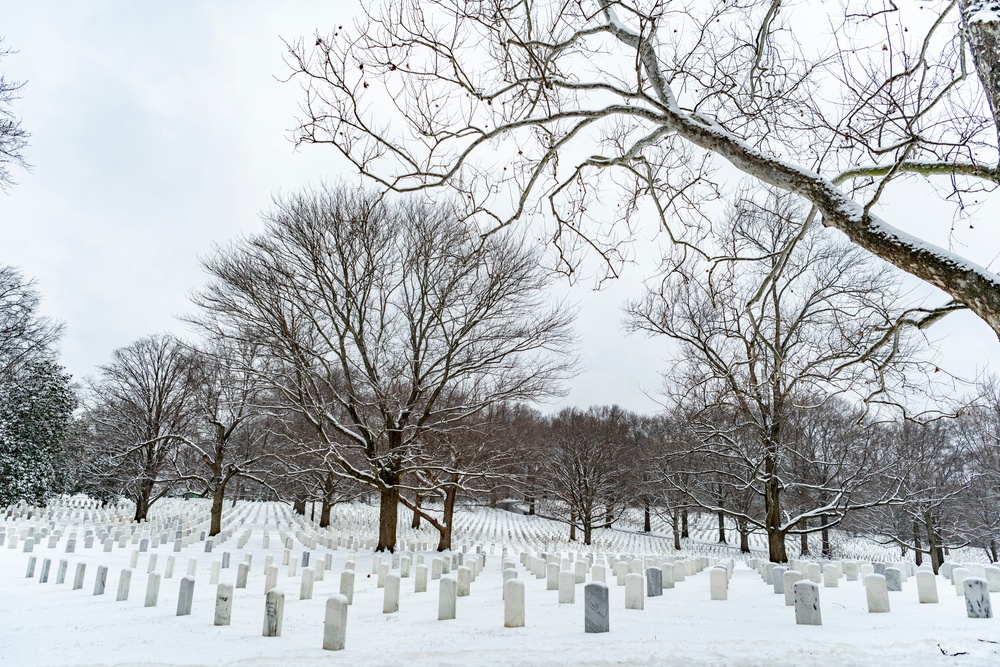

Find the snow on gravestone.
[
  {"left": 794, "top": 581, "right": 822, "bottom": 626},
  {"left": 952, "top": 567, "right": 971, "bottom": 596},
  {"left": 383, "top": 574, "right": 400, "bottom": 614},
  {"left": 585, "top": 582, "right": 610, "bottom": 634},
  {"left": 547, "top": 563, "right": 559, "bottom": 591},
  {"left": 710, "top": 567, "right": 727, "bottom": 601},
  {"left": 660, "top": 563, "right": 674, "bottom": 590},
  {"left": 457, "top": 566, "right": 472, "bottom": 597},
  {"left": 504, "top": 579, "right": 525, "bottom": 628},
  {"left": 964, "top": 577, "right": 993, "bottom": 619},
  {"left": 822, "top": 565, "right": 839, "bottom": 588},
  {"left": 116, "top": 569, "right": 132, "bottom": 601},
  {"left": 625, "top": 573, "right": 644, "bottom": 610},
  {"left": 323, "top": 595, "right": 349, "bottom": 651},
  {"left": 176, "top": 576, "right": 195, "bottom": 616},
  {"left": 614, "top": 562, "right": 628, "bottom": 586},
  {"left": 864, "top": 574, "right": 889, "bottom": 613},
  {"left": 574, "top": 560, "right": 587, "bottom": 584},
  {"left": 884, "top": 567, "right": 902, "bottom": 592},
  {"left": 646, "top": 567, "right": 663, "bottom": 598},
  {"left": 985, "top": 565, "right": 1000, "bottom": 593},
  {"left": 340, "top": 569, "right": 355, "bottom": 603},
  {"left": 264, "top": 565, "right": 278, "bottom": 594},
  {"left": 93, "top": 565, "right": 108, "bottom": 595},
  {"left": 438, "top": 577, "right": 457, "bottom": 620},
  {"left": 145, "top": 573, "right": 161, "bottom": 607},
  {"left": 772, "top": 566, "right": 787, "bottom": 594},
  {"left": 236, "top": 563, "right": 249, "bottom": 589},
  {"left": 502, "top": 569, "right": 517, "bottom": 600},
  {"left": 414, "top": 565, "right": 428, "bottom": 593},
  {"left": 215, "top": 583, "right": 233, "bottom": 626},
  {"left": 558, "top": 571, "right": 576, "bottom": 604},
  {"left": 262, "top": 589, "right": 284, "bottom": 637},
  {"left": 916, "top": 571, "right": 938, "bottom": 604}
]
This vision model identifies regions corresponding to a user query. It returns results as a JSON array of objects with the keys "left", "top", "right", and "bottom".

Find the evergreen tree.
[{"left": 0, "top": 360, "right": 75, "bottom": 505}]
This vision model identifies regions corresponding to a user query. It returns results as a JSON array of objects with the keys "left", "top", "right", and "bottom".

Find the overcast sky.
[{"left": 2, "top": 1, "right": 998, "bottom": 413}]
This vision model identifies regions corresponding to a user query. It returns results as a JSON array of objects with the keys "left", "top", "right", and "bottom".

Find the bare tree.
[
  {"left": 0, "top": 266, "right": 62, "bottom": 385},
  {"left": 286, "top": 1, "right": 1000, "bottom": 336},
  {"left": 626, "top": 191, "right": 928, "bottom": 562},
  {"left": 192, "top": 185, "right": 575, "bottom": 551},
  {"left": 399, "top": 407, "right": 520, "bottom": 551},
  {"left": 0, "top": 38, "right": 28, "bottom": 190},
  {"left": 540, "top": 405, "right": 634, "bottom": 544},
  {"left": 170, "top": 341, "right": 276, "bottom": 536},
  {"left": 84, "top": 335, "right": 197, "bottom": 521},
  {"left": 955, "top": 377, "right": 1000, "bottom": 562},
  {"left": 858, "top": 419, "right": 968, "bottom": 573}
]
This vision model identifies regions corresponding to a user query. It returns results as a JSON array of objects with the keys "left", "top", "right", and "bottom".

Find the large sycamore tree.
[
  {"left": 193, "top": 186, "right": 574, "bottom": 551},
  {"left": 287, "top": 0, "right": 1000, "bottom": 335}
]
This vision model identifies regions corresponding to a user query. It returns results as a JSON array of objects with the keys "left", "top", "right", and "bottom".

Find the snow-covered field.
[{"left": 1, "top": 498, "right": 998, "bottom": 666}]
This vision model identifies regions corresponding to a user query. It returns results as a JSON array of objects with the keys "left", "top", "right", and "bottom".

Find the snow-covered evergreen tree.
[{"left": 0, "top": 354, "right": 75, "bottom": 505}]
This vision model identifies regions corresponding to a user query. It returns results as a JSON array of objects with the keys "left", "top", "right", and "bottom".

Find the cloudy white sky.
[{"left": 2, "top": 1, "right": 998, "bottom": 412}]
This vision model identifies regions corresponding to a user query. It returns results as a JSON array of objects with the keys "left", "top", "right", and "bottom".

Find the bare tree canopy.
[
  {"left": 286, "top": 0, "right": 1000, "bottom": 336},
  {"left": 627, "top": 190, "right": 928, "bottom": 561},
  {"left": 0, "top": 37, "right": 28, "bottom": 190},
  {"left": 192, "top": 185, "right": 576, "bottom": 551},
  {"left": 84, "top": 334, "right": 198, "bottom": 521},
  {"left": 0, "top": 265, "right": 62, "bottom": 385}
]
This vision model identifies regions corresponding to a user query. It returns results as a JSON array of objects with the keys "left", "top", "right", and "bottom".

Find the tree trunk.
[
  {"left": 292, "top": 496, "right": 306, "bottom": 515},
  {"left": 912, "top": 520, "right": 923, "bottom": 566},
  {"left": 821, "top": 517, "right": 831, "bottom": 559},
  {"left": 990, "top": 539, "right": 998, "bottom": 564},
  {"left": 133, "top": 493, "right": 150, "bottom": 522},
  {"left": 377, "top": 486, "right": 400, "bottom": 552},
  {"left": 763, "top": 454, "right": 787, "bottom": 562},
  {"left": 738, "top": 518, "right": 750, "bottom": 554},
  {"left": 569, "top": 512, "right": 577, "bottom": 542},
  {"left": 310, "top": 501, "right": 316, "bottom": 522},
  {"left": 768, "top": 528, "right": 788, "bottom": 564},
  {"left": 436, "top": 486, "right": 456, "bottom": 552},
  {"left": 681, "top": 509, "right": 689, "bottom": 538},
  {"left": 320, "top": 496, "right": 332, "bottom": 528},
  {"left": 717, "top": 510, "right": 727, "bottom": 544},
  {"left": 924, "top": 511, "right": 942, "bottom": 574},
  {"left": 604, "top": 506, "right": 613, "bottom": 529},
  {"left": 643, "top": 504, "right": 651, "bottom": 533},
  {"left": 209, "top": 484, "right": 226, "bottom": 537},
  {"left": 133, "top": 480, "right": 154, "bottom": 522},
  {"left": 799, "top": 517, "right": 810, "bottom": 556},
  {"left": 526, "top": 495, "right": 535, "bottom": 516},
  {"left": 584, "top": 518, "right": 593, "bottom": 545},
  {"left": 961, "top": 0, "right": 1000, "bottom": 150},
  {"left": 411, "top": 493, "right": 422, "bottom": 529},
  {"left": 672, "top": 511, "right": 681, "bottom": 550}
]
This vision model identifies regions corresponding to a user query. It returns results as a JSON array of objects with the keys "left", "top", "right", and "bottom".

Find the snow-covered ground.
[{"left": 1, "top": 498, "right": 998, "bottom": 666}]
